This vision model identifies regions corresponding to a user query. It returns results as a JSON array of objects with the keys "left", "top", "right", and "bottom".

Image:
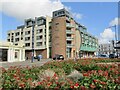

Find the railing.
[
  {"left": 66, "top": 37, "right": 73, "bottom": 41},
  {"left": 66, "top": 30, "right": 73, "bottom": 34},
  {"left": 67, "top": 44, "right": 74, "bottom": 48},
  {"left": 66, "top": 23, "right": 74, "bottom": 28}
]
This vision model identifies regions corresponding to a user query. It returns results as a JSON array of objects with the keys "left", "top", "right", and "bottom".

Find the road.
[{"left": 0, "top": 59, "right": 52, "bottom": 68}]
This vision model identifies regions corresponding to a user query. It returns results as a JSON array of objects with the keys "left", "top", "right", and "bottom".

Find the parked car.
[
  {"left": 53, "top": 54, "right": 64, "bottom": 60},
  {"left": 98, "top": 54, "right": 109, "bottom": 58},
  {"left": 109, "top": 54, "right": 118, "bottom": 58}
]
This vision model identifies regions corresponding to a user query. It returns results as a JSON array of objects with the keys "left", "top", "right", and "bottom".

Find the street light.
[
  {"left": 107, "top": 25, "right": 118, "bottom": 57},
  {"left": 31, "top": 23, "right": 35, "bottom": 63}
]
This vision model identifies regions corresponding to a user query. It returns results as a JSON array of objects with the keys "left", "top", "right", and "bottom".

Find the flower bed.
[{"left": 0, "top": 59, "right": 120, "bottom": 89}]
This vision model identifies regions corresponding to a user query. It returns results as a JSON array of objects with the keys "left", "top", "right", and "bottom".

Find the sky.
[{"left": 0, "top": 0, "right": 120, "bottom": 44}]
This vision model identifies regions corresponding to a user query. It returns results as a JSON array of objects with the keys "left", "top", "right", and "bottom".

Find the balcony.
[
  {"left": 66, "top": 30, "right": 73, "bottom": 34},
  {"left": 66, "top": 44, "right": 74, "bottom": 48},
  {"left": 80, "top": 45, "right": 97, "bottom": 52},
  {"left": 66, "top": 23, "right": 74, "bottom": 28},
  {"left": 66, "top": 37, "right": 73, "bottom": 41},
  {"left": 66, "top": 17, "right": 71, "bottom": 22}
]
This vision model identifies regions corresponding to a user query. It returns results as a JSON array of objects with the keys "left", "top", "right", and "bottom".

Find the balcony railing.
[
  {"left": 66, "top": 30, "right": 73, "bottom": 34},
  {"left": 66, "top": 37, "right": 73, "bottom": 41},
  {"left": 66, "top": 44, "right": 74, "bottom": 48},
  {"left": 66, "top": 17, "right": 71, "bottom": 22},
  {"left": 66, "top": 23, "right": 74, "bottom": 28}
]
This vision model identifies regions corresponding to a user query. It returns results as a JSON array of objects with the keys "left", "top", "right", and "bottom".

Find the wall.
[{"left": 51, "top": 17, "right": 66, "bottom": 58}]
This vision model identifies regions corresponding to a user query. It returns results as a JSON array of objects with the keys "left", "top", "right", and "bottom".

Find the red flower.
[
  {"left": 103, "top": 71, "right": 108, "bottom": 76},
  {"left": 90, "top": 84, "right": 96, "bottom": 88},
  {"left": 19, "top": 83, "right": 25, "bottom": 88},
  {"left": 37, "top": 82, "right": 42, "bottom": 85},
  {"left": 28, "top": 78, "right": 32, "bottom": 81},
  {"left": 93, "top": 79, "right": 98, "bottom": 83},
  {"left": 46, "top": 76, "right": 50, "bottom": 80},
  {"left": 75, "top": 83, "right": 79, "bottom": 87},
  {"left": 47, "top": 82, "right": 52, "bottom": 87},
  {"left": 83, "top": 73, "right": 89, "bottom": 76},
  {"left": 70, "top": 86, "right": 74, "bottom": 89},
  {"left": 80, "top": 86, "right": 86, "bottom": 90},
  {"left": 56, "top": 82, "right": 59, "bottom": 84},
  {"left": 100, "top": 81, "right": 106, "bottom": 85},
  {"left": 54, "top": 73, "right": 57, "bottom": 77},
  {"left": 98, "top": 70, "right": 102, "bottom": 73},
  {"left": 55, "top": 77, "right": 59, "bottom": 80}
]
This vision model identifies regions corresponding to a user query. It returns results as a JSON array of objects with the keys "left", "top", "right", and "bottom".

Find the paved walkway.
[{"left": 0, "top": 59, "right": 52, "bottom": 68}]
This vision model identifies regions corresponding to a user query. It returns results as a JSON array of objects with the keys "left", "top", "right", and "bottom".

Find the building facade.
[
  {"left": 7, "top": 16, "right": 52, "bottom": 59},
  {"left": 7, "top": 8, "right": 98, "bottom": 59},
  {"left": 0, "top": 41, "right": 25, "bottom": 62},
  {"left": 98, "top": 43, "right": 114, "bottom": 55},
  {"left": 51, "top": 8, "right": 98, "bottom": 58}
]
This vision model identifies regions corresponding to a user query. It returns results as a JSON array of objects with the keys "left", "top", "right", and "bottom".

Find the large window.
[
  {"left": 25, "top": 31, "right": 30, "bottom": 35},
  {"left": 15, "top": 51, "right": 18, "bottom": 59},
  {"left": 36, "top": 29, "right": 42, "bottom": 34},
  {"left": 36, "top": 35, "right": 42, "bottom": 40},
  {"left": 15, "top": 38, "right": 19, "bottom": 42},
  {"left": 36, "top": 42, "right": 42, "bottom": 46},
  {"left": 25, "top": 37, "right": 30, "bottom": 41},
  {"left": 15, "top": 32, "right": 19, "bottom": 36},
  {"left": 25, "top": 43, "right": 30, "bottom": 47},
  {"left": 37, "top": 19, "right": 44, "bottom": 25}
]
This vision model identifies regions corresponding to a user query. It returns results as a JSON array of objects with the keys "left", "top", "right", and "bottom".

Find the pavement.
[{"left": 0, "top": 59, "right": 52, "bottom": 68}]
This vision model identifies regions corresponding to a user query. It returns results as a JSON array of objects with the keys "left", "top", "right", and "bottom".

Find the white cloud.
[
  {"left": 0, "top": 0, "right": 64, "bottom": 20},
  {"left": 72, "top": 12, "right": 82, "bottom": 20},
  {"left": 0, "top": 0, "right": 83, "bottom": 21},
  {"left": 109, "top": 17, "right": 120, "bottom": 26},
  {"left": 64, "top": 6, "right": 71, "bottom": 11},
  {"left": 99, "top": 28, "right": 115, "bottom": 44}
]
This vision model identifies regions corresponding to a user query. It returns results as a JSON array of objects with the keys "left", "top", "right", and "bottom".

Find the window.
[
  {"left": 8, "top": 33, "right": 10, "bottom": 36},
  {"left": 15, "top": 32, "right": 19, "bottom": 36},
  {"left": 21, "top": 32, "right": 23, "bottom": 35},
  {"left": 25, "top": 31, "right": 30, "bottom": 35},
  {"left": 25, "top": 37, "right": 30, "bottom": 41},
  {"left": 36, "top": 42, "right": 42, "bottom": 46},
  {"left": 36, "top": 29, "right": 42, "bottom": 34},
  {"left": 15, "top": 52, "right": 18, "bottom": 58},
  {"left": 15, "top": 38, "right": 19, "bottom": 42},
  {"left": 27, "top": 21, "right": 32, "bottom": 26},
  {"left": 7, "top": 39, "right": 10, "bottom": 42},
  {"left": 55, "top": 14, "right": 57, "bottom": 16},
  {"left": 25, "top": 43, "right": 30, "bottom": 47},
  {"left": 36, "top": 36, "right": 42, "bottom": 40},
  {"left": 55, "top": 23, "right": 59, "bottom": 25}
]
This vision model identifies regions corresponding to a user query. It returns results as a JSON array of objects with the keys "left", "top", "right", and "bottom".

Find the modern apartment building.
[
  {"left": 98, "top": 43, "right": 114, "bottom": 55},
  {"left": 7, "top": 16, "right": 52, "bottom": 59},
  {"left": 7, "top": 8, "right": 98, "bottom": 59},
  {"left": 51, "top": 8, "right": 98, "bottom": 58}
]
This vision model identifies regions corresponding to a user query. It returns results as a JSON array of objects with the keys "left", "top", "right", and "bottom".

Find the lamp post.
[
  {"left": 107, "top": 25, "right": 118, "bottom": 57},
  {"left": 31, "top": 23, "right": 35, "bottom": 63}
]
